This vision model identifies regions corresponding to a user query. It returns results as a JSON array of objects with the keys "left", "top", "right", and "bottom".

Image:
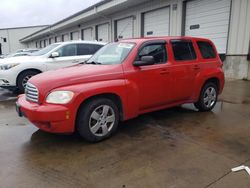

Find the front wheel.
[
  {"left": 17, "top": 70, "right": 39, "bottom": 93},
  {"left": 76, "top": 98, "right": 119, "bottom": 142},
  {"left": 194, "top": 82, "right": 218, "bottom": 112}
]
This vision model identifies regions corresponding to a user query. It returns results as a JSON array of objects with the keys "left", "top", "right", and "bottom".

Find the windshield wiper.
[
  {"left": 79, "top": 61, "right": 87, "bottom": 64},
  {"left": 85, "top": 61, "right": 102, "bottom": 65}
]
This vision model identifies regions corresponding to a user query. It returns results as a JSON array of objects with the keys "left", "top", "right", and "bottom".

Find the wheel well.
[
  {"left": 77, "top": 93, "right": 124, "bottom": 121},
  {"left": 204, "top": 77, "right": 220, "bottom": 90},
  {"left": 16, "top": 69, "right": 42, "bottom": 85}
]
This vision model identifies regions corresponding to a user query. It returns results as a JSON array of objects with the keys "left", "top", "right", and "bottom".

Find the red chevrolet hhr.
[{"left": 16, "top": 37, "right": 225, "bottom": 142}]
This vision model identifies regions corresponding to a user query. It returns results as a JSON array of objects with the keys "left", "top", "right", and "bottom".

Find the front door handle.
[
  {"left": 160, "top": 69, "right": 170, "bottom": 75},
  {"left": 193, "top": 65, "right": 201, "bottom": 70}
]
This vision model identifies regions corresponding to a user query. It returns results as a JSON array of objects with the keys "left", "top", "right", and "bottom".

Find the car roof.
[
  {"left": 120, "top": 36, "right": 213, "bottom": 44},
  {"left": 54, "top": 40, "right": 106, "bottom": 46}
]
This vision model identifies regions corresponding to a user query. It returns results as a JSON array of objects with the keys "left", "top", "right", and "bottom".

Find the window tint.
[
  {"left": 56, "top": 44, "right": 77, "bottom": 57},
  {"left": 197, "top": 41, "right": 216, "bottom": 59},
  {"left": 171, "top": 40, "right": 196, "bottom": 61},
  {"left": 77, "top": 44, "right": 103, "bottom": 55},
  {"left": 137, "top": 43, "right": 167, "bottom": 64}
]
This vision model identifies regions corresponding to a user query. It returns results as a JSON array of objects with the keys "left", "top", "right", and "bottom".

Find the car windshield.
[
  {"left": 32, "top": 44, "right": 60, "bottom": 56},
  {"left": 86, "top": 42, "right": 135, "bottom": 65}
]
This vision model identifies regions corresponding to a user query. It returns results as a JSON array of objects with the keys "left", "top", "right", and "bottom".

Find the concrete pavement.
[{"left": 0, "top": 80, "right": 250, "bottom": 188}]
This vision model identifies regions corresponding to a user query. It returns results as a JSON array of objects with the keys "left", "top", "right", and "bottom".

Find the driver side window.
[
  {"left": 137, "top": 43, "right": 167, "bottom": 64},
  {"left": 56, "top": 44, "right": 77, "bottom": 57}
]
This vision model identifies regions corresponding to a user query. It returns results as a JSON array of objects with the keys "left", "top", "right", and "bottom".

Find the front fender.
[{"left": 55, "top": 79, "right": 133, "bottom": 122}]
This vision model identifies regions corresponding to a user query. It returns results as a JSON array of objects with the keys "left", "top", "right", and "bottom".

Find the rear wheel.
[
  {"left": 17, "top": 70, "right": 39, "bottom": 93},
  {"left": 76, "top": 98, "right": 119, "bottom": 142},
  {"left": 194, "top": 82, "right": 218, "bottom": 112}
]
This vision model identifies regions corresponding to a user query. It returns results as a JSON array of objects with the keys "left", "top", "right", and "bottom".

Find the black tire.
[
  {"left": 17, "top": 70, "right": 39, "bottom": 93},
  {"left": 194, "top": 82, "right": 218, "bottom": 112},
  {"left": 76, "top": 98, "right": 119, "bottom": 142}
]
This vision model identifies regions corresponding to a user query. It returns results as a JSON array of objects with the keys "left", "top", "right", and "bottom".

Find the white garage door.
[
  {"left": 55, "top": 36, "right": 61, "bottom": 42},
  {"left": 49, "top": 37, "right": 55, "bottom": 44},
  {"left": 143, "top": 7, "right": 170, "bottom": 37},
  {"left": 62, "top": 34, "right": 69, "bottom": 42},
  {"left": 185, "top": 0, "right": 231, "bottom": 53},
  {"left": 82, "top": 28, "right": 93, "bottom": 41},
  {"left": 97, "top": 23, "right": 109, "bottom": 42},
  {"left": 71, "top": 31, "right": 79, "bottom": 40},
  {"left": 116, "top": 17, "right": 134, "bottom": 39}
]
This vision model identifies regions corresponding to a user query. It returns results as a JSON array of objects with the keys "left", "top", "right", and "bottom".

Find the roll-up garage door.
[
  {"left": 49, "top": 37, "right": 55, "bottom": 44},
  {"left": 62, "top": 34, "right": 69, "bottom": 42},
  {"left": 71, "top": 31, "right": 79, "bottom": 40},
  {"left": 185, "top": 0, "right": 231, "bottom": 54},
  {"left": 116, "top": 17, "right": 134, "bottom": 39},
  {"left": 82, "top": 28, "right": 93, "bottom": 41},
  {"left": 143, "top": 7, "right": 170, "bottom": 37},
  {"left": 55, "top": 36, "right": 61, "bottom": 42},
  {"left": 97, "top": 23, "right": 109, "bottom": 42}
]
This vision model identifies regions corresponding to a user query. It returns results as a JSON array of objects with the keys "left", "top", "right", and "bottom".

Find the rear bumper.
[{"left": 16, "top": 95, "right": 75, "bottom": 133}]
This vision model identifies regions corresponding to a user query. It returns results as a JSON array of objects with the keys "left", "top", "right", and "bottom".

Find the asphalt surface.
[{"left": 0, "top": 80, "right": 250, "bottom": 188}]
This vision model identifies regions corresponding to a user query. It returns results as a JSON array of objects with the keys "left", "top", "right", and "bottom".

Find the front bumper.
[
  {"left": 0, "top": 70, "right": 16, "bottom": 87},
  {"left": 16, "top": 95, "right": 75, "bottom": 133}
]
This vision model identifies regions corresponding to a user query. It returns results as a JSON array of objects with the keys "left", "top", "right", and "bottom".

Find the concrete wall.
[{"left": 0, "top": 26, "right": 47, "bottom": 55}]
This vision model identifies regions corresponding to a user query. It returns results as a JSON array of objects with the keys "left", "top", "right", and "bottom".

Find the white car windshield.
[
  {"left": 32, "top": 44, "right": 60, "bottom": 56},
  {"left": 86, "top": 42, "right": 135, "bottom": 65}
]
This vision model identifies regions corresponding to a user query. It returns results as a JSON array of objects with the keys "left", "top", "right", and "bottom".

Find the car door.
[
  {"left": 131, "top": 41, "right": 172, "bottom": 110},
  {"left": 46, "top": 44, "right": 83, "bottom": 70},
  {"left": 170, "top": 40, "right": 200, "bottom": 101}
]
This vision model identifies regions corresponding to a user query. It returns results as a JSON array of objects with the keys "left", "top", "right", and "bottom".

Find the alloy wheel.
[{"left": 89, "top": 105, "right": 115, "bottom": 137}]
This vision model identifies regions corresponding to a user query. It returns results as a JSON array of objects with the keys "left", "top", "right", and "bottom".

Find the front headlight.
[
  {"left": 0, "top": 63, "right": 20, "bottom": 70},
  {"left": 46, "top": 91, "right": 74, "bottom": 104}
]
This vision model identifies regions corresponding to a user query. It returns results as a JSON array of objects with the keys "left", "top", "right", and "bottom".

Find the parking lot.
[{"left": 0, "top": 80, "right": 250, "bottom": 188}]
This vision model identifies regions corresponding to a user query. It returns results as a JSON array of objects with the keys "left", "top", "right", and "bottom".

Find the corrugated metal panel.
[
  {"left": 97, "top": 23, "right": 109, "bottom": 42},
  {"left": 82, "top": 28, "right": 93, "bottom": 40},
  {"left": 117, "top": 17, "right": 134, "bottom": 39},
  {"left": 227, "top": 0, "right": 250, "bottom": 55},
  {"left": 143, "top": 7, "right": 170, "bottom": 37},
  {"left": 185, "top": 0, "right": 231, "bottom": 54}
]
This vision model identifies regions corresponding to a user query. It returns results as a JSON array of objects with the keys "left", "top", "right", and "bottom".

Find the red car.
[{"left": 16, "top": 37, "right": 224, "bottom": 142}]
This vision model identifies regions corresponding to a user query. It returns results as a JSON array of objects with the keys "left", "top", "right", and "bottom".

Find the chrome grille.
[{"left": 25, "top": 83, "right": 39, "bottom": 103}]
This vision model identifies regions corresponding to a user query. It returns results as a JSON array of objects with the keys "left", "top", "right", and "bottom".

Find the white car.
[{"left": 0, "top": 41, "right": 105, "bottom": 92}]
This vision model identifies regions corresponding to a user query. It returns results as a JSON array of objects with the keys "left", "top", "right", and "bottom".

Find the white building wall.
[
  {"left": 227, "top": 0, "right": 250, "bottom": 55},
  {"left": 19, "top": 0, "right": 250, "bottom": 79},
  {"left": 0, "top": 26, "right": 47, "bottom": 55},
  {"left": 223, "top": 0, "right": 250, "bottom": 80}
]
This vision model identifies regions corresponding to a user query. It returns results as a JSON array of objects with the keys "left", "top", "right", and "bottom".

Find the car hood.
[
  {"left": 29, "top": 64, "right": 124, "bottom": 95},
  {"left": 0, "top": 56, "right": 44, "bottom": 65}
]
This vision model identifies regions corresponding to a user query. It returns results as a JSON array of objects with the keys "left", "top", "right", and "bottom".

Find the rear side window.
[
  {"left": 171, "top": 40, "right": 196, "bottom": 61},
  {"left": 77, "top": 44, "right": 103, "bottom": 55},
  {"left": 137, "top": 43, "right": 167, "bottom": 64},
  {"left": 197, "top": 41, "right": 216, "bottom": 59},
  {"left": 57, "top": 44, "right": 77, "bottom": 57}
]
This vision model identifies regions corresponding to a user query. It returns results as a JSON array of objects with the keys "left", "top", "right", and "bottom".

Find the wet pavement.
[
  {"left": 0, "top": 80, "right": 250, "bottom": 188},
  {"left": 0, "top": 88, "right": 17, "bottom": 102}
]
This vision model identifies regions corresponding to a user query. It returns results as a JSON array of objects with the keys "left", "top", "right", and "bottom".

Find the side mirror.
[
  {"left": 50, "top": 52, "right": 59, "bottom": 58},
  {"left": 133, "top": 56, "right": 155, "bottom": 66}
]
